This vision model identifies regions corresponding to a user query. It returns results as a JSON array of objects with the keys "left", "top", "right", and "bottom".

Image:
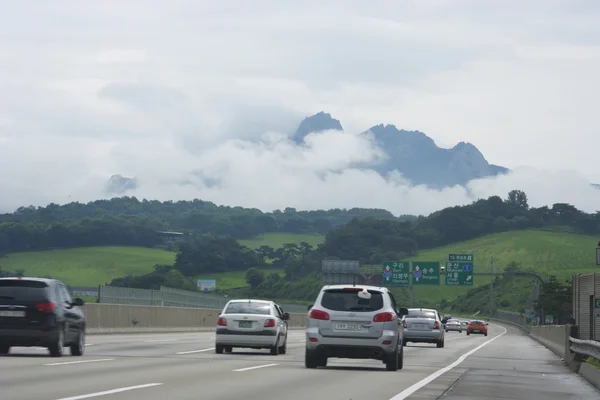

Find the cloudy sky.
[{"left": 1, "top": 0, "right": 600, "bottom": 216}]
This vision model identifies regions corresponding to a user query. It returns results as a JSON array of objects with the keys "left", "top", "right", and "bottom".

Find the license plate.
[
  {"left": 238, "top": 321, "right": 252, "bottom": 328},
  {"left": 334, "top": 323, "right": 362, "bottom": 331},
  {"left": 0, "top": 310, "right": 25, "bottom": 317},
  {"left": 414, "top": 323, "right": 427, "bottom": 329},
  {"left": 473, "top": 329, "right": 480, "bottom": 333}
]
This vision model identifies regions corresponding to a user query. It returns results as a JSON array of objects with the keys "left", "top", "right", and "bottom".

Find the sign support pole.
[
  {"left": 410, "top": 285, "right": 414, "bottom": 308},
  {"left": 489, "top": 256, "right": 494, "bottom": 320}
]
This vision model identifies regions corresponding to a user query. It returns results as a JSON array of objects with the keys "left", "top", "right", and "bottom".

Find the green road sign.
[
  {"left": 445, "top": 261, "right": 474, "bottom": 286},
  {"left": 381, "top": 261, "right": 410, "bottom": 286},
  {"left": 448, "top": 253, "right": 473, "bottom": 262},
  {"left": 411, "top": 261, "right": 440, "bottom": 285},
  {"left": 594, "top": 298, "right": 600, "bottom": 309}
]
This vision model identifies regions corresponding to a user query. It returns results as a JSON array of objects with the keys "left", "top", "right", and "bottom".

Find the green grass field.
[
  {"left": 239, "top": 232, "right": 325, "bottom": 249},
  {"left": 0, "top": 233, "right": 323, "bottom": 288},
  {"left": 0, "top": 246, "right": 176, "bottom": 286},
  {"left": 372, "top": 229, "right": 599, "bottom": 307}
]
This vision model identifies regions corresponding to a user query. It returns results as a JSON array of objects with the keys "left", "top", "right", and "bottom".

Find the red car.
[{"left": 466, "top": 320, "right": 488, "bottom": 336}]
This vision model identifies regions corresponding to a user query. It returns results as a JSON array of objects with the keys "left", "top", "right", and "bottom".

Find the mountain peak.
[{"left": 293, "top": 112, "right": 343, "bottom": 143}]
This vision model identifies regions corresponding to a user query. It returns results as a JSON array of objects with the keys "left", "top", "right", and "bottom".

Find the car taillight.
[
  {"left": 36, "top": 302, "right": 56, "bottom": 313},
  {"left": 308, "top": 309, "right": 330, "bottom": 320},
  {"left": 217, "top": 317, "right": 227, "bottom": 326},
  {"left": 402, "top": 320, "right": 407, "bottom": 328},
  {"left": 433, "top": 321, "right": 440, "bottom": 329},
  {"left": 264, "top": 319, "right": 276, "bottom": 328},
  {"left": 373, "top": 312, "right": 396, "bottom": 322}
]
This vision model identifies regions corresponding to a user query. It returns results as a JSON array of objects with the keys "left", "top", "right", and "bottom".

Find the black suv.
[{"left": 0, "top": 277, "right": 86, "bottom": 357}]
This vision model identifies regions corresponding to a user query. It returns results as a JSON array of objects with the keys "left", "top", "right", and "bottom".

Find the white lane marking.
[
  {"left": 44, "top": 358, "right": 115, "bottom": 366},
  {"left": 85, "top": 344, "right": 94, "bottom": 347},
  {"left": 233, "top": 363, "right": 279, "bottom": 372},
  {"left": 54, "top": 383, "right": 163, "bottom": 400},
  {"left": 176, "top": 348, "right": 215, "bottom": 354},
  {"left": 389, "top": 325, "right": 507, "bottom": 400},
  {"left": 144, "top": 339, "right": 179, "bottom": 343}
]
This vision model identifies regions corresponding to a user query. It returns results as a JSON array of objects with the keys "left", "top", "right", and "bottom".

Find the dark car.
[{"left": 0, "top": 277, "right": 86, "bottom": 357}]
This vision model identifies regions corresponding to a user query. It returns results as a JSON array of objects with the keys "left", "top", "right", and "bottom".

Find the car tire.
[
  {"left": 225, "top": 346, "right": 232, "bottom": 353},
  {"left": 459, "top": 331, "right": 462, "bottom": 333},
  {"left": 0, "top": 345, "right": 9, "bottom": 355},
  {"left": 386, "top": 345, "right": 399, "bottom": 371},
  {"left": 49, "top": 328, "right": 64, "bottom": 357},
  {"left": 305, "top": 350, "right": 319, "bottom": 369},
  {"left": 270, "top": 342, "right": 280, "bottom": 356},
  {"left": 397, "top": 343, "right": 404, "bottom": 370},
  {"left": 278, "top": 335, "right": 287, "bottom": 355},
  {"left": 402, "top": 340, "right": 408, "bottom": 347},
  {"left": 70, "top": 329, "right": 85, "bottom": 356},
  {"left": 484, "top": 333, "right": 488, "bottom": 336},
  {"left": 215, "top": 345, "right": 224, "bottom": 354},
  {"left": 318, "top": 357, "right": 327, "bottom": 367},
  {"left": 466, "top": 332, "right": 470, "bottom": 335},
  {"left": 446, "top": 330, "right": 449, "bottom": 333},
  {"left": 436, "top": 339, "right": 444, "bottom": 348}
]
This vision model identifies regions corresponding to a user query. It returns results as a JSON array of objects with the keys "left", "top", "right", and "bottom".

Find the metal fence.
[{"left": 97, "top": 285, "right": 310, "bottom": 313}]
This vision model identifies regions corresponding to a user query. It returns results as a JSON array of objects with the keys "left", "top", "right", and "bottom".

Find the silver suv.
[{"left": 305, "top": 284, "right": 408, "bottom": 371}]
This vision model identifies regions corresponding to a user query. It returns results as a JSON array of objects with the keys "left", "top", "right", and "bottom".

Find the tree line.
[
  {"left": 322, "top": 190, "right": 600, "bottom": 264},
  {"left": 0, "top": 197, "right": 410, "bottom": 254}
]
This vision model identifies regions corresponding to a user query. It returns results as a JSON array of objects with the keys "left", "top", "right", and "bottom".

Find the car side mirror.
[
  {"left": 398, "top": 307, "right": 409, "bottom": 316},
  {"left": 307, "top": 304, "right": 313, "bottom": 311},
  {"left": 283, "top": 313, "right": 290, "bottom": 321},
  {"left": 72, "top": 298, "right": 84, "bottom": 307}
]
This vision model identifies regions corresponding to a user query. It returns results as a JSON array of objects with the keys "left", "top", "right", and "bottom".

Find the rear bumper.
[
  {"left": 404, "top": 329, "right": 443, "bottom": 342},
  {"left": 305, "top": 327, "right": 399, "bottom": 359},
  {"left": 446, "top": 326, "right": 462, "bottom": 331},
  {"left": 467, "top": 329, "right": 487, "bottom": 334},
  {"left": 215, "top": 328, "right": 278, "bottom": 348},
  {"left": 0, "top": 328, "right": 59, "bottom": 347}
]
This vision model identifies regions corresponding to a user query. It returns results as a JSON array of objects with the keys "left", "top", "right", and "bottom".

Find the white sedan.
[
  {"left": 215, "top": 299, "right": 290, "bottom": 355},
  {"left": 445, "top": 319, "right": 463, "bottom": 333}
]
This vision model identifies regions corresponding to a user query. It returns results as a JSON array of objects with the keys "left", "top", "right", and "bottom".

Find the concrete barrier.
[
  {"left": 83, "top": 304, "right": 308, "bottom": 334},
  {"left": 529, "top": 325, "right": 570, "bottom": 359}
]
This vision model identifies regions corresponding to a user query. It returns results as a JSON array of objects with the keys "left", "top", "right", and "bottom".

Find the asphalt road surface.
[{"left": 1, "top": 323, "right": 599, "bottom": 400}]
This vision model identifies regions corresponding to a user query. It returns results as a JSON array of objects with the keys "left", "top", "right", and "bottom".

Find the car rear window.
[
  {"left": 405, "top": 310, "right": 436, "bottom": 319},
  {"left": 320, "top": 289, "right": 384, "bottom": 312},
  {"left": 471, "top": 320, "right": 484, "bottom": 324},
  {"left": 0, "top": 279, "right": 49, "bottom": 301},
  {"left": 224, "top": 301, "right": 271, "bottom": 315}
]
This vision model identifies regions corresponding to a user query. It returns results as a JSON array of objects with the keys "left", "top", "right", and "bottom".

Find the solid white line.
[
  {"left": 176, "top": 348, "right": 215, "bottom": 354},
  {"left": 389, "top": 326, "right": 508, "bottom": 400},
  {"left": 44, "top": 358, "right": 115, "bottom": 366},
  {"left": 233, "top": 363, "right": 279, "bottom": 372},
  {"left": 54, "top": 383, "right": 163, "bottom": 400},
  {"left": 85, "top": 344, "right": 94, "bottom": 347},
  {"left": 144, "top": 339, "right": 179, "bottom": 343}
]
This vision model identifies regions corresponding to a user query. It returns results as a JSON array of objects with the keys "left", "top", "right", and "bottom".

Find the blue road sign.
[{"left": 463, "top": 264, "right": 473, "bottom": 272}]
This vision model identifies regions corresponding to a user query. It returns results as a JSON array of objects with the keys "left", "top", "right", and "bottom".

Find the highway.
[{"left": 1, "top": 323, "right": 598, "bottom": 400}]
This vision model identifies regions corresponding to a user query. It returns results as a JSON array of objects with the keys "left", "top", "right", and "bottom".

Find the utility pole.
[{"left": 489, "top": 256, "right": 494, "bottom": 320}]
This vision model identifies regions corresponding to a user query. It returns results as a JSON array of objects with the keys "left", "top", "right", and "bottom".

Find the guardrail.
[{"left": 569, "top": 337, "right": 600, "bottom": 362}]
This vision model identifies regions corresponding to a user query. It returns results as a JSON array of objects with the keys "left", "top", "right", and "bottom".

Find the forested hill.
[{"left": 0, "top": 197, "right": 414, "bottom": 253}]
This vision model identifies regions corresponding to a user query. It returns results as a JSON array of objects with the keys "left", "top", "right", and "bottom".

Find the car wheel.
[
  {"left": 278, "top": 335, "right": 287, "bottom": 355},
  {"left": 70, "top": 329, "right": 85, "bottom": 356},
  {"left": 397, "top": 343, "right": 404, "bottom": 370},
  {"left": 318, "top": 356, "right": 327, "bottom": 367},
  {"left": 49, "top": 328, "right": 64, "bottom": 357},
  {"left": 224, "top": 346, "right": 232, "bottom": 353},
  {"left": 0, "top": 345, "right": 9, "bottom": 355},
  {"left": 436, "top": 339, "right": 444, "bottom": 348},
  {"left": 305, "top": 350, "right": 319, "bottom": 369},
  {"left": 215, "top": 345, "right": 224, "bottom": 354},
  {"left": 402, "top": 340, "right": 408, "bottom": 347},
  {"left": 269, "top": 341, "right": 280, "bottom": 356},
  {"left": 459, "top": 331, "right": 462, "bottom": 333},
  {"left": 466, "top": 332, "right": 470, "bottom": 335},
  {"left": 386, "top": 345, "right": 399, "bottom": 371},
  {"left": 484, "top": 333, "right": 488, "bottom": 336}
]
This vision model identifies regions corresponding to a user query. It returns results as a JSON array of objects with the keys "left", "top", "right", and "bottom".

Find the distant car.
[
  {"left": 402, "top": 308, "right": 445, "bottom": 348},
  {"left": 0, "top": 277, "right": 86, "bottom": 357},
  {"left": 445, "top": 319, "right": 463, "bottom": 333},
  {"left": 466, "top": 320, "right": 488, "bottom": 336},
  {"left": 305, "top": 284, "right": 408, "bottom": 371},
  {"left": 215, "top": 299, "right": 289, "bottom": 355}
]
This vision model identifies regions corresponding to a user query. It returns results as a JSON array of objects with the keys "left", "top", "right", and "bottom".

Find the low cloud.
[{"left": 2, "top": 127, "right": 597, "bottom": 216}]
